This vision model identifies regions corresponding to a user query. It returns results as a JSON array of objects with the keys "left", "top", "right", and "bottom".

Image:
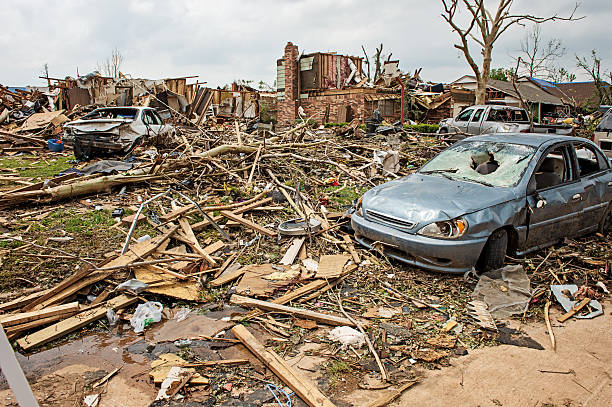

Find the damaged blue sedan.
[{"left": 351, "top": 134, "right": 612, "bottom": 273}]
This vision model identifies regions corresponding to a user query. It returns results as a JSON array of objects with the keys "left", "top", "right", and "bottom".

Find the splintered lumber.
[
  {"left": 191, "top": 197, "right": 272, "bottom": 231},
  {"left": 0, "top": 302, "right": 79, "bottom": 327},
  {"left": 279, "top": 238, "right": 305, "bottom": 266},
  {"left": 239, "top": 279, "right": 328, "bottom": 321},
  {"left": 0, "top": 289, "right": 51, "bottom": 312},
  {"left": 220, "top": 211, "right": 276, "bottom": 237},
  {"left": 178, "top": 217, "right": 217, "bottom": 265},
  {"left": 230, "top": 294, "right": 354, "bottom": 326},
  {"left": 557, "top": 298, "right": 590, "bottom": 323},
  {"left": 0, "top": 171, "right": 161, "bottom": 208},
  {"left": 209, "top": 267, "right": 247, "bottom": 287},
  {"left": 232, "top": 325, "right": 336, "bottom": 407},
  {"left": 161, "top": 189, "right": 270, "bottom": 222},
  {"left": 28, "top": 225, "right": 179, "bottom": 311},
  {"left": 365, "top": 380, "right": 419, "bottom": 407},
  {"left": 342, "top": 234, "right": 361, "bottom": 264},
  {"left": 203, "top": 240, "right": 225, "bottom": 255},
  {"left": 316, "top": 254, "right": 350, "bottom": 279},
  {"left": 17, "top": 295, "right": 138, "bottom": 350}
]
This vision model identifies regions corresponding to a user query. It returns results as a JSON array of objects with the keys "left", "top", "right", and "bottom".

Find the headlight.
[
  {"left": 355, "top": 197, "right": 363, "bottom": 217},
  {"left": 418, "top": 218, "right": 468, "bottom": 239}
]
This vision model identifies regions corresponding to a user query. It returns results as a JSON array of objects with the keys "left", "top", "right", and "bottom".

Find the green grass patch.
[
  {"left": 0, "top": 155, "right": 74, "bottom": 179},
  {"left": 404, "top": 123, "right": 439, "bottom": 133},
  {"left": 321, "top": 185, "right": 367, "bottom": 207},
  {"left": 41, "top": 209, "right": 115, "bottom": 235}
]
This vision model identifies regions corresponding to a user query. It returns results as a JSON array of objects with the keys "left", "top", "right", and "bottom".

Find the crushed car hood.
[
  {"left": 65, "top": 118, "right": 133, "bottom": 133},
  {"left": 362, "top": 174, "right": 517, "bottom": 230}
]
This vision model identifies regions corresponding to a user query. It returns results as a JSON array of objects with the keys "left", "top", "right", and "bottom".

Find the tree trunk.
[{"left": 475, "top": 44, "right": 493, "bottom": 105}]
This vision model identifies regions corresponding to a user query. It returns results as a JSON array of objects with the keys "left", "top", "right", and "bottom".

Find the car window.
[
  {"left": 471, "top": 109, "right": 484, "bottom": 122},
  {"left": 533, "top": 146, "right": 571, "bottom": 190},
  {"left": 456, "top": 109, "right": 473, "bottom": 122},
  {"left": 151, "top": 111, "right": 163, "bottom": 125},
  {"left": 142, "top": 111, "right": 154, "bottom": 125},
  {"left": 419, "top": 141, "right": 536, "bottom": 187},
  {"left": 574, "top": 143, "right": 608, "bottom": 176}
]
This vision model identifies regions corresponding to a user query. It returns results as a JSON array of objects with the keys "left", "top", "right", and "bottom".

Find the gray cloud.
[{"left": 1, "top": 0, "right": 610, "bottom": 87}]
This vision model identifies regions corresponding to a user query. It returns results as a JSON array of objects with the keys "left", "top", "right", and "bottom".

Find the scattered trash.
[
  {"left": 551, "top": 285, "right": 603, "bottom": 319},
  {"left": 115, "top": 279, "right": 148, "bottom": 294},
  {"left": 278, "top": 218, "right": 322, "bottom": 236},
  {"left": 130, "top": 301, "right": 163, "bottom": 333},
  {"left": 328, "top": 326, "right": 366, "bottom": 348},
  {"left": 472, "top": 265, "right": 531, "bottom": 318}
]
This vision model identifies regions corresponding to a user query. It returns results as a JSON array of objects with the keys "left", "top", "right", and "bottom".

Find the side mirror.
[{"left": 526, "top": 177, "right": 537, "bottom": 195}]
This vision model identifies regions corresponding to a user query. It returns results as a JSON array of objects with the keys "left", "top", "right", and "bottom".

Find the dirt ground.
[{"left": 1, "top": 302, "right": 609, "bottom": 407}]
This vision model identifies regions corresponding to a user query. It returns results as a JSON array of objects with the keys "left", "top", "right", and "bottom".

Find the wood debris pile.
[{"left": 0, "top": 116, "right": 608, "bottom": 406}]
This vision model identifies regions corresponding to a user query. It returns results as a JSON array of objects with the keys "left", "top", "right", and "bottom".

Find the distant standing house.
[{"left": 451, "top": 75, "right": 569, "bottom": 120}]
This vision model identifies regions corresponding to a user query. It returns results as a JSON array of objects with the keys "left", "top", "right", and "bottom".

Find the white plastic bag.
[
  {"left": 328, "top": 326, "right": 366, "bottom": 348},
  {"left": 130, "top": 301, "right": 163, "bottom": 333},
  {"left": 106, "top": 308, "right": 119, "bottom": 326}
]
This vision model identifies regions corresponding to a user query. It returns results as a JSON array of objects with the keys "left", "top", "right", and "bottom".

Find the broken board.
[{"left": 315, "top": 254, "right": 350, "bottom": 279}]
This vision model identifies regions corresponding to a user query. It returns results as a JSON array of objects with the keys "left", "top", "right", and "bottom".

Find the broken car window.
[
  {"left": 487, "top": 108, "right": 529, "bottom": 123},
  {"left": 456, "top": 109, "right": 473, "bottom": 122},
  {"left": 419, "top": 141, "right": 536, "bottom": 187},
  {"left": 82, "top": 108, "right": 138, "bottom": 120}
]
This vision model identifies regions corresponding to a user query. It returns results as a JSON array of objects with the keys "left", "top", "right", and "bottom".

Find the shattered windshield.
[
  {"left": 419, "top": 141, "right": 536, "bottom": 187},
  {"left": 83, "top": 108, "right": 138, "bottom": 120}
]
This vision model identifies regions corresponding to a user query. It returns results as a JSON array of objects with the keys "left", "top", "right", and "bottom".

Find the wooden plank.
[
  {"left": 17, "top": 295, "right": 137, "bottom": 350},
  {"left": 203, "top": 240, "right": 225, "bottom": 255},
  {"left": 365, "top": 380, "right": 418, "bottom": 407},
  {"left": 230, "top": 294, "right": 354, "bottom": 326},
  {"left": 315, "top": 254, "right": 350, "bottom": 279},
  {"left": 0, "top": 302, "right": 79, "bottom": 327},
  {"left": 279, "top": 238, "right": 305, "bottom": 266},
  {"left": 232, "top": 325, "right": 336, "bottom": 407},
  {"left": 0, "top": 289, "right": 51, "bottom": 313},
  {"left": 208, "top": 267, "right": 247, "bottom": 287},
  {"left": 239, "top": 279, "right": 328, "bottom": 321},
  {"left": 191, "top": 197, "right": 272, "bottom": 231},
  {"left": 178, "top": 217, "right": 217, "bottom": 265},
  {"left": 220, "top": 211, "right": 276, "bottom": 237},
  {"left": 29, "top": 225, "right": 179, "bottom": 311},
  {"left": 342, "top": 235, "right": 360, "bottom": 264},
  {"left": 557, "top": 298, "right": 590, "bottom": 323}
]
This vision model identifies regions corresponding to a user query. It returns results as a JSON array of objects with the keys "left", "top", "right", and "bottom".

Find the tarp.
[{"left": 596, "top": 108, "right": 612, "bottom": 131}]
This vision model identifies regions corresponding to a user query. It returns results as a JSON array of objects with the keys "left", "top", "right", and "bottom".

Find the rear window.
[
  {"left": 487, "top": 108, "right": 529, "bottom": 122},
  {"left": 82, "top": 108, "right": 138, "bottom": 120}
]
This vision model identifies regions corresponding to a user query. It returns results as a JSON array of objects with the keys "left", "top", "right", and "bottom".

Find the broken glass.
[{"left": 419, "top": 141, "right": 536, "bottom": 187}]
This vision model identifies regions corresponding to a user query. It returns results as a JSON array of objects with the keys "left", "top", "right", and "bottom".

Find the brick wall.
[{"left": 298, "top": 92, "right": 367, "bottom": 124}]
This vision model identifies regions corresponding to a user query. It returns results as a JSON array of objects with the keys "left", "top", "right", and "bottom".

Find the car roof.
[
  {"left": 92, "top": 106, "right": 148, "bottom": 111},
  {"left": 463, "top": 133, "right": 590, "bottom": 148},
  {"left": 466, "top": 105, "right": 524, "bottom": 110}
]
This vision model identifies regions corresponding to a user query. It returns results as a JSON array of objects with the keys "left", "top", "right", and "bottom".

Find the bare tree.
[
  {"left": 548, "top": 67, "right": 576, "bottom": 83},
  {"left": 441, "top": 1, "right": 581, "bottom": 104},
  {"left": 517, "top": 25, "right": 565, "bottom": 78},
  {"left": 97, "top": 47, "right": 124, "bottom": 78},
  {"left": 576, "top": 50, "right": 612, "bottom": 108},
  {"left": 361, "top": 45, "right": 371, "bottom": 81}
]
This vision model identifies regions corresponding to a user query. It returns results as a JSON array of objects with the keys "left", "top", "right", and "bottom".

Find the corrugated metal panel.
[
  {"left": 276, "top": 63, "right": 285, "bottom": 91},
  {"left": 300, "top": 57, "right": 314, "bottom": 71},
  {"left": 299, "top": 93, "right": 309, "bottom": 99}
]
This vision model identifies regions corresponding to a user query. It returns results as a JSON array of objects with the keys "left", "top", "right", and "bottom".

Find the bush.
[
  {"left": 404, "top": 123, "right": 439, "bottom": 133},
  {"left": 324, "top": 122, "right": 349, "bottom": 128}
]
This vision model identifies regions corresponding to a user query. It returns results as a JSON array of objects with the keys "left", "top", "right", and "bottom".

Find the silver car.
[
  {"left": 351, "top": 134, "right": 612, "bottom": 273},
  {"left": 64, "top": 107, "right": 175, "bottom": 160}
]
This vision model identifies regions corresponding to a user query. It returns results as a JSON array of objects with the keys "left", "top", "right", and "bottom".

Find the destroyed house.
[{"left": 276, "top": 42, "right": 403, "bottom": 127}]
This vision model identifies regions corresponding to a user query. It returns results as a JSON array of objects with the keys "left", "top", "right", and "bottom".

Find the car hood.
[
  {"left": 362, "top": 174, "right": 516, "bottom": 230},
  {"left": 65, "top": 118, "right": 133, "bottom": 133}
]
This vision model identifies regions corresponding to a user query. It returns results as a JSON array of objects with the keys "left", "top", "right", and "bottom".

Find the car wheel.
[
  {"left": 477, "top": 228, "right": 508, "bottom": 273},
  {"left": 599, "top": 203, "right": 612, "bottom": 234}
]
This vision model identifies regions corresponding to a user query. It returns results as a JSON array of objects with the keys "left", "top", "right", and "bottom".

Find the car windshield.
[
  {"left": 82, "top": 108, "right": 138, "bottom": 120},
  {"left": 419, "top": 141, "right": 536, "bottom": 187}
]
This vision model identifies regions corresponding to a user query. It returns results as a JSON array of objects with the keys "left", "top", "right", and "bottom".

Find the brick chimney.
[{"left": 278, "top": 42, "right": 299, "bottom": 126}]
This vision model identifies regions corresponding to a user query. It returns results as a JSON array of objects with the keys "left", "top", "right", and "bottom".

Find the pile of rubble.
[{"left": 0, "top": 96, "right": 609, "bottom": 406}]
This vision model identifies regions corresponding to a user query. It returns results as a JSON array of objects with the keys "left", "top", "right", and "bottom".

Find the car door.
[
  {"left": 571, "top": 142, "right": 612, "bottom": 234},
  {"left": 525, "top": 143, "right": 585, "bottom": 250},
  {"left": 452, "top": 109, "right": 474, "bottom": 133},
  {"left": 467, "top": 108, "right": 485, "bottom": 134},
  {"left": 142, "top": 110, "right": 162, "bottom": 137}
]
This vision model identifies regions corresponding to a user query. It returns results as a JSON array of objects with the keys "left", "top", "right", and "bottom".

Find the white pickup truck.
[{"left": 437, "top": 105, "right": 573, "bottom": 139}]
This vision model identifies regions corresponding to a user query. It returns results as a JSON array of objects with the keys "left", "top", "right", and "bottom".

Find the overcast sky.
[{"left": 1, "top": 0, "right": 610, "bottom": 88}]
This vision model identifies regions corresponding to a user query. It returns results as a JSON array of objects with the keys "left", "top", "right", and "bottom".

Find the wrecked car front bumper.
[{"left": 351, "top": 213, "right": 488, "bottom": 273}]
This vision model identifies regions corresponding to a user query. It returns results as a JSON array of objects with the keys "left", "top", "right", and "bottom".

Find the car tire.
[
  {"left": 599, "top": 203, "right": 612, "bottom": 234},
  {"left": 477, "top": 228, "right": 508, "bottom": 273}
]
